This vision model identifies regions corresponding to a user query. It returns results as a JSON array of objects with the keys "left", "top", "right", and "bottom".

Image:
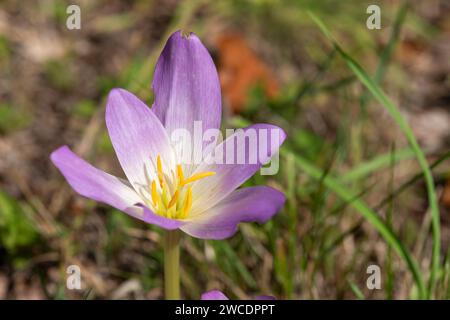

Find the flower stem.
[{"left": 163, "top": 230, "right": 180, "bottom": 299}]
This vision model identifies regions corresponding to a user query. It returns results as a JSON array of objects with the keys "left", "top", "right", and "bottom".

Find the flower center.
[{"left": 143, "top": 154, "right": 215, "bottom": 219}]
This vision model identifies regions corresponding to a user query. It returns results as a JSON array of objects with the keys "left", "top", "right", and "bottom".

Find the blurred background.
[{"left": 0, "top": 0, "right": 449, "bottom": 299}]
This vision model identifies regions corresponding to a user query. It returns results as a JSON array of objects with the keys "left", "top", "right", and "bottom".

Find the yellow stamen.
[
  {"left": 162, "top": 182, "right": 170, "bottom": 206},
  {"left": 151, "top": 181, "right": 159, "bottom": 207},
  {"left": 157, "top": 154, "right": 164, "bottom": 187},
  {"left": 181, "top": 171, "right": 216, "bottom": 186},
  {"left": 182, "top": 187, "right": 193, "bottom": 217},
  {"left": 177, "top": 164, "right": 184, "bottom": 184},
  {"left": 157, "top": 155, "right": 163, "bottom": 173},
  {"left": 168, "top": 190, "right": 179, "bottom": 209}
]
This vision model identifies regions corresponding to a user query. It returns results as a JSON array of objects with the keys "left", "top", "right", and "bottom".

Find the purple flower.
[
  {"left": 201, "top": 290, "right": 276, "bottom": 300},
  {"left": 50, "top": 31, "right": 286, "bottom": 240}
]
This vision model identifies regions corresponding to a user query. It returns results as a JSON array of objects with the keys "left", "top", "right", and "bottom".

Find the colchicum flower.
[
  {"left": 51, "top": 30, "right": 286, "bottom": 239},
  {"left": 201, "top": 290, "right": 275, "bottom": 300}
]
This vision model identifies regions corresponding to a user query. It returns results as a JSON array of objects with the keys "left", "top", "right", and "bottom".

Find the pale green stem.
[{"left": 164, "top": 230, "right": 180, "bottom": 299}]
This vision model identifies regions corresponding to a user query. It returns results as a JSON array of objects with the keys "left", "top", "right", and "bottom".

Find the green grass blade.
[
  {"left": 341, "top": 148, "right": 415, "bottom": 182},
  {"left": 349, "top": 281, "right": 365, "bottom": 300},
  {"left": 375, "top": 151, "right": 450, "bottom": 211},
  {"left": 373, "top": 2, "right": 408, "bottom": 83},
  {"left": 290, "top": 150, "right": 426, "bottom": 298},
  {"left": 308, "top": 11, "right": 440, "bottom": 299},
  {"left": 360, "top": 1, "right": 408, "bottom": 110},
  {"left": 385, "top": 145, "right": 396, "bottom": 300}
]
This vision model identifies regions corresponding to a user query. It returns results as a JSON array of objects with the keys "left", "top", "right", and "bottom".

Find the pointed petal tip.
[
  {"left": 105, "top": 88, "right": 125, "bottom": 116},
  {"left": 106, "top": 88, "right": 133, "bottom": 108},
  {"left": 50, "top": 145, "right": 70, "bottom": 164},
  {"left": 279, "top": 126, "right": 287, "bottom": 141},
  {"left": 266, "top": 186, "right": 287, "bottom": 214},
  {"left": 170, "top": 29, "right": 199, "bottom": 41},
  {"left": 108, "top": 87, "right": 124, "bottom": 95}
]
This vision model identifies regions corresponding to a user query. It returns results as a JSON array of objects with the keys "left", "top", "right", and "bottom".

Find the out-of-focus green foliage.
[
  {"left": 0, "top": 104, "right": 31, "bottom": 133},
  {"left": 0, "top": 190, "right": 39, "bottom": 253},
  {"left": 45, "top": 59, "right": 75, "bottom": 91},
  {"left": 73, "top": 100, "right": 97, "bottom": 119}
]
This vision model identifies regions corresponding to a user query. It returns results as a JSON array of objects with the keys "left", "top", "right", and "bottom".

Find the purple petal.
[
  {"left": 50, "top": 145, "right": 141, "bottom": 213},
  {"left": 201, "top": 290, "right": 229, "bottom": 300},
  {"left": 51, "top": 146, "right": 184, "bottom": 230},
  {"left": 152, "top": 30, "right": 221, "bottom": 139},
  {"left": 191, "top": 124, "right": 286, "bottom": 214},
  {"left": 105, "top": 88, "right": 175, "bottom": 192},
  {"left": 181, "top": 186, "right": 285, "bottom": 239}
]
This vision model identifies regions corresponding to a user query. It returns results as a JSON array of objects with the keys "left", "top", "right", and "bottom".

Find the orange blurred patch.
[
  {"left": 215, "top": 34, "right": 279, "bottom": 113},
  {"left": 395, "top": 39, "right": 426, "bottom": 66},
  {"left": 442, "top": 178, "right": 450, "bottom": 210}
]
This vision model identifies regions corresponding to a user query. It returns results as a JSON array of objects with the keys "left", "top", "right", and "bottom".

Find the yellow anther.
[
  {"left": 161, "top": 182, "right": 170, "bottom": 206},
  {"left": 158, "top": 172, "right": 164, "bottom": 187},
  {"left": 168, "top": 190, "right": 179, "bottom": 209},
  {"left": 151, "top": 181, "right": 159, "bottom": 207},
  {"left": 181, "top": 171, "right": 216, "bottom": 186},
  {"left": 177, "top": 164, "right": 184, "bottom": 184},
  {"left": 183, "top": 187, "right": 193, "bottom": 217},
  {"left": 157, "top": 155, "right": 163, "bottom": 174},
  {"left": 157, "top": 155, "right": 165, "bottom": 188}
]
